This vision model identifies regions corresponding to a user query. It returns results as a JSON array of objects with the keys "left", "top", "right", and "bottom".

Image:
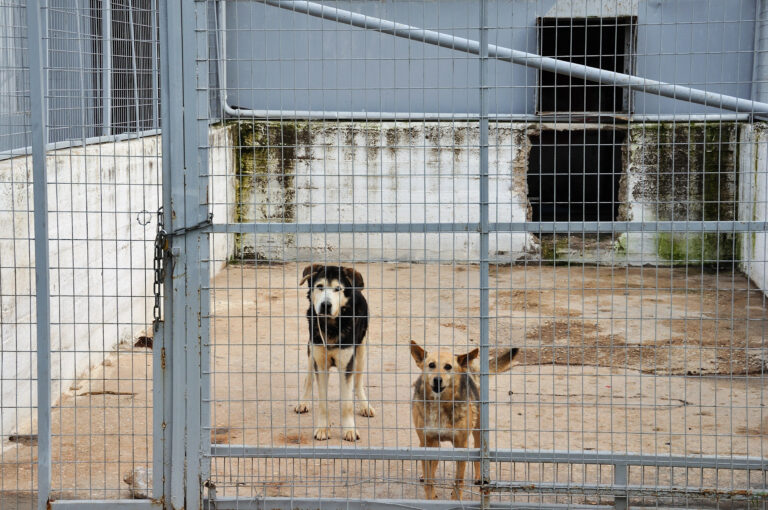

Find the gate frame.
[{"left": 23, "top": 0, "right": 768, "bottom": 508}]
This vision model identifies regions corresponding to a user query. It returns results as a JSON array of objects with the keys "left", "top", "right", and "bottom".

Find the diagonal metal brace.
[{"left": 257, "top": 0, "right": 768, "bottom": 118}]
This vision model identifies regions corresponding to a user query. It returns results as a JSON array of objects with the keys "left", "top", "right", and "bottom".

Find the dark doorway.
[
  {"left": 527, "top": 130, "right": 625, "bottom": 222},
  {"left": 537, "top": 17, "right": 635, "bottom": 113}
]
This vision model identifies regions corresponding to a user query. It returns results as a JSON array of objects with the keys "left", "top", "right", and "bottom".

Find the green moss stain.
[
  {"left": 614, "top": 233, "right": 628, "bottom": 255},
  {"left": 539, "top": 235, "right": 569, "bottom": 264},
  {"left": 232, "top": 120, "right": 310, "bottom": 259},
  {"left": 656, "top": 232, "right": 736, "bottom": 265},
  {"left": 630, "top": 122, "right": 739, "bottom": 266}
]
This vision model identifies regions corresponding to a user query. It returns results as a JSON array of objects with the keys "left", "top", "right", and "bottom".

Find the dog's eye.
[
  {"left": 334, "top": 286, "right": 342, "bottom": 292},
  {"left": 315, "top": 283, "right": 324, "bottom": 289},
  {"left": 444, "top": 364, "right": 452, "bottom": 371},
  {"left": 428, "top": 362, "right": 436, "bottom": 369}
]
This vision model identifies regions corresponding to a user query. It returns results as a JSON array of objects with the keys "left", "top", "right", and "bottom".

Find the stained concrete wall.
[
  {"left": 619, "top": 122, "right": 740, "bottom": 265},
  {"left": 230, "top": 121, "right": 535, "bottom": 262},
  {"left": 739, "top": 123, "right": 768, "bottom": 292},
  {"left": 233, "top": 120, "right": 750, "bottom": 267},
  {"left": 0, "top": 126, "right": 234, "bottom": 439}
]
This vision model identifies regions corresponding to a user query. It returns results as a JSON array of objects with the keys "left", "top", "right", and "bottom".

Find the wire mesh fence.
[
  {"left": 2, "top": 0, "right": 768, "bottom": 509},
  {"left": 1, "top": 0, "right": 161, "bottom": 506}
]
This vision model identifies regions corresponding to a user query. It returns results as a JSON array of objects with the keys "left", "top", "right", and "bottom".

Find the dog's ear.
[
  {"left": 457, "top": 348, "right": 480, "bottom": 369},
  {"left": 343, "top": 267, "right": 364, "bottom": 289},
  {"left": 300, "top": 264, "right": 324, "bottom": 286},
  {"left": 410, "top": 341, "right": 426, "bottom": 367}
]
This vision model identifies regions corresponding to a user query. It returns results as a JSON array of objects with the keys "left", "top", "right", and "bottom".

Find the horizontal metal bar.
[
  {"left": 0, "top": 129, "right": 161, "bottom": 161},
  {"left": 209, "top": 222, "right": 480, "bottom": 233},
  {"left": 50, "top": 501, "right": 161, "bottom": 510},
  {"left": 210, "top": 445, "right": 482, "bottom": 461},
  {"left": 206, "top": 497, "right": 612, "bottom": 510},
  {"left": 209, "top": 446, "right": 768, "bottom": 470},
  {"left": 255, "top": 0, "right": 768, "bottom": 118},
  {"left": 224, "top": 107, "right": 543, "bottom": 121},
  {"left": 209, "top": 221, "right": 768, "bottom": 234},
  {"left": 491, "top": 221, "right": 768, "bottom": 233},
  {"left": 488, "top": 482, "right": 768, "bottom": 500},
  {"left": 224, "top": 109, "right": 754, "bottom": 124}
]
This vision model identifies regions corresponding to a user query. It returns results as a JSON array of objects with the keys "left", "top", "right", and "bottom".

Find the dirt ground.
[{"left": 2, "top": 262, "right": 767, "bottom": 504}]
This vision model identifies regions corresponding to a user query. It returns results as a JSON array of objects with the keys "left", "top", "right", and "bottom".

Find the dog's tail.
[{"left": 469, "top": 347, "right": 520, "bottom": 374}]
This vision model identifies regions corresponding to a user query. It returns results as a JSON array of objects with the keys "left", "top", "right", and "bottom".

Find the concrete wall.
[
  {"left": 739, "top": 123, "right": 768, "bottom": 291},
  {"left": 231, "top": 120, "right": 748, "bottom": 266},
  {"left": 0, "top": 125, "right": 234, "bottom": 439},
  {"left": 230, "top": 121, "right": 535, "bottom": 262},
  {"left": 620, "top": 122, "right": 740, "bottom": 264}
]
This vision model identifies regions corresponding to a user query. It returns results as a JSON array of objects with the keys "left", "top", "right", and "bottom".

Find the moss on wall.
[
  {"left": 629, "top": 122, "right": 739, "bottom": 265},
  {"left": 231, "top": 120, "right": 310, "bottom": 259},
  {"left": 655, "top": 232, "right": 736, "bottom": 265}
]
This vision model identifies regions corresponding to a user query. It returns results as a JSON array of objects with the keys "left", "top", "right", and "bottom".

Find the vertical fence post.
[
  {"left": 127, "top": 0, "right": 142, "bottom": 130},
  {"left": 159, "top": 0, "right": 188, "bottom": 506},
  {"left": 194, "top": 0, "right": 213, "bottom": 491},
  {"left": 102, "top": 0, "right": 111, "bottom": 135},
  {"left": 181, "top": 0, "right": 210, "bottom": 506},
  {"left": 26, "top": 1, "right": 51, "bottom": 509},
  {"left": 614, "top": 463, "right": 628, "bottom": 510},
  {"left": 150, "top": 0, "right": 159, "bottom": 130},
  {"left": 478, "top": 0, "right": 490, "bottom": 507}
]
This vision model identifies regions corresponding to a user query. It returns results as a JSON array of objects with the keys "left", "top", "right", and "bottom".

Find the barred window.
[
  {"left": 537, "top": 17, "right": 636, "bottom": 113},
  {"left": 90, "top": 0, "right": 158, "bottom": 136}
]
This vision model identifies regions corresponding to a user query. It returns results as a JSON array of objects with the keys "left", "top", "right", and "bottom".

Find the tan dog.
[{"left": 410, "top": 341, "right": 519, "bottom": 500}]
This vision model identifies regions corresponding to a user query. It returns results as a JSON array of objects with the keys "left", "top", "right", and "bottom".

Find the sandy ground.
[{"left": 1, "top": 263, "right": 767, "bottom": 505}]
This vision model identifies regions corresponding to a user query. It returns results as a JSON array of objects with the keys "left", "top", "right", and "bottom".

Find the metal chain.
[
  {"left": 153, "top": 206, "right": 167, "bottom": 331},
  {"left": 152, "top": 208, "right": 212, "bottom": 330}
]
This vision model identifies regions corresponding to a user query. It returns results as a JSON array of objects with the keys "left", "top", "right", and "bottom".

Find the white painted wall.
[
  {"left": 239, "top": 122, "right": 536, "bottom": 262},
  {"left": 739, "top": 123, "right": 768, "bottom": 292},
  {"left": 0, "top": 126, "right": 233, "bottom": 439}
]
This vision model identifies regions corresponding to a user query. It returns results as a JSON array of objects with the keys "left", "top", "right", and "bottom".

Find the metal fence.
[{"left": 2, "top": 0, "right": 768, "bottom": 509}]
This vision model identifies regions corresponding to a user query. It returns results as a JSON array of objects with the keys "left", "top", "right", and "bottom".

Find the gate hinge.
[{"left": 204, "top": 479, "right": 217, "bottom": 508}]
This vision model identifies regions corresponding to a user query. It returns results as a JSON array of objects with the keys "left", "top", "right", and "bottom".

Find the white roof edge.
[{"left": 543, "top": 0, "right": 639, "bottom": 18}]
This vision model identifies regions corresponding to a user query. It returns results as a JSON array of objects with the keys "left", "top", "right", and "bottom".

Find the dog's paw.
[
  {"left": 342, "top": 428, "right": 360, "bottom": 442},
  {"left": 313, "top": 427, "right": 331, "bottom": 441},
  {"left": 294, "top": 403, "right": 310, "bottom": 414},
  {"left": 358, "top": 405, "right": 375, "bottom": 417}
]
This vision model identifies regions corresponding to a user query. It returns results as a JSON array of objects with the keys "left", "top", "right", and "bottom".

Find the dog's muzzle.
[
  {"left": 431, "top": 377, "right": 445, "bottom": 394},
  {"left": 316, "top": 300, "right": 333, "bottom": 316}
]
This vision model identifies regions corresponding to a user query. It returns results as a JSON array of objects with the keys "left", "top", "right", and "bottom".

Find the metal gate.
[{"left": 13, "top": 0, "right": 768, "bottom": 508}]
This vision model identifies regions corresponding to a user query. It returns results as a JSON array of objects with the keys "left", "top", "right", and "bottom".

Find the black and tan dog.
[
  {"left": 295, "top": 264, "right": 375, "bottom": 441},
  {"left": 410, "top": 341, "right": 520, "bottom": 500}
]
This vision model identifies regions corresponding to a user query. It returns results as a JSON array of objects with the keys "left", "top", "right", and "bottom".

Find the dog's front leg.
[
  {"left": 313, "top": 365, "right": 331, "bottom": 440},
  {"left": 472, "top": 429, "right": 484, "bottom": 485},
  {"left": 451, "top": 434, "right": 469, "bottom": 500},
  {"left": 294, "top": 347, "right": 313, "bottom": 414},
  {"left": 340, "top": 362, "right": 359, "bottom": 441},
  {"left": 354, "top": 344, "right": 375, "bottom": 417},
  {"left": 422, "top": 436, "right": 439, "bottom": 499}
]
